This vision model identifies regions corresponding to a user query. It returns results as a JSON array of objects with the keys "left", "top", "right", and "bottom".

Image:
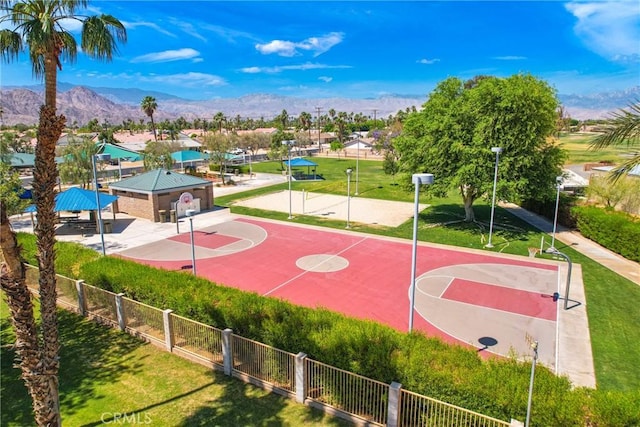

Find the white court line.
[
  {"left": 263, "top": 236, "right": 369, "bottom": 297},
  {"left": 438, "top": 277, "right": 455, "bottom": 299},
  {"left": 420, "top": 289, "right": 557, "bottom": 323}
]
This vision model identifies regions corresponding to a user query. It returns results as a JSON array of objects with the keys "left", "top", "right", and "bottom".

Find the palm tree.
[
  {"left": 0, "top": 1, "right": 126, "bottom": 425},
  {"left": 591, "top": 101, "right": 640, "bottom": 181},
  {"left": 140, "top": 96, "right": 158, "bottom": 141}
]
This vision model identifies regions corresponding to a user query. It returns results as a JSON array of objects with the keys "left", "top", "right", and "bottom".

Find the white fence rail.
[{"left": 23, "top": 266, "right": 512, "bottom": 427}]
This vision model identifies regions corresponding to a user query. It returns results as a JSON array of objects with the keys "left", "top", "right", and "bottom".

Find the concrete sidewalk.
[{"left": 501, "top": 202, "right": 639, "bottom": 285}]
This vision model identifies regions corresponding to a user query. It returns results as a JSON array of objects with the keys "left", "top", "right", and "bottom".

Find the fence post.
[
  {"left": 295, "top": 352, "right": 307, "bottom": 404},
  {"left": 75, "top": 279, "right": 86, "bottom": 316},
  {"left": 163, "top": 309, "right": 174, "bottom": 352},
  {"left": 115, "top": 293, "right": 126, "bottom": 331},
  {"left": 387, "top": 381, "right": 402, "bottom": 427},
  {"left": 222, "top": 328, "right": 233, "bottom": 376}
]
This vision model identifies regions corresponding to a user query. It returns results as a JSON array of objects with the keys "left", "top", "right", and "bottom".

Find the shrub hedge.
[
  {"left": 572, "top": 206, "right": 640, "bottom": 262},
  {"left": 16, "top": 234, "right": 640, "bottom": 426}
]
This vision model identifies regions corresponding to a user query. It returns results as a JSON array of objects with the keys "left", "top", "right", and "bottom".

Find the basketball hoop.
[{"left": 528, "top": 247, "right": 540, "bottom": 258}]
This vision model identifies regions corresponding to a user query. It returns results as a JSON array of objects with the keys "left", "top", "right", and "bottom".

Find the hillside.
[{"left": 1, "top": 84, "right": 638, "bottom": 127}]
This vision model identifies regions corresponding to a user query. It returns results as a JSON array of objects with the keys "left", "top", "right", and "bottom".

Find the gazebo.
[{"left": 285, "top": 157, "right": 319, "bottom": 180}]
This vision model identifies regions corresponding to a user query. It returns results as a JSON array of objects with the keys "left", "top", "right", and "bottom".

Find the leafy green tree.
[
  {"left": 395, "top": 74, "right": 563, "bottom": 222},
  {"left": 383, "top": 150, "right": 400, "bottom": 183},
  {"left": 204, "top": 132, "right": 236, "bottom": 184},
  {"left": 58, "top": 137, "right": 96, "bottom": 188},
  {"left": 142, "top": 140, "right": 176, "bottom": 171},
  {"left": 587, "top": 175, "right": 640, "bottom": 214},
  {"left": 140, "top": 96, "right": 158, "bottom": 141},
  {"left": 590, "top": 101, "right": 640, "bottom": 181},
  {"left": 0, "top": 1, "right": 126, "bottom": 425},
  {"left": 0, "top": 161, "right": 29, "bottom": 216}
]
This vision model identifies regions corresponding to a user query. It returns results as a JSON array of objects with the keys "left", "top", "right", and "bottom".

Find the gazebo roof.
[
  {"left": 25, "top": 187, "right": 118, "bottom": 212},
  {"left": 286, "top": 157, "right": 318, "bottom": 167},
  {"left": 109, "top": 169, "right": 212, "bottom": 193}
]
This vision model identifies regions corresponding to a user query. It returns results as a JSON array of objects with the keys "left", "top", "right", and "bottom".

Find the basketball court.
[{"left": 116, "top": 216, "right": 576, "bottom": 375}]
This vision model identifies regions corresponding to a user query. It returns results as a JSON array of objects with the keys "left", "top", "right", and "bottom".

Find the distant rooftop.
[{"left": 110, "top": 169, "right": 212, "bottom": 193}]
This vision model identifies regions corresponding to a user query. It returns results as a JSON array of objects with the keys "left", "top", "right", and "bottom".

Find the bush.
[
  {"left": 521, "top": 193, "right": 578, "bottom": 228},
  {"left": 572, "top": 206, "right": 640, "bottom": 262}
]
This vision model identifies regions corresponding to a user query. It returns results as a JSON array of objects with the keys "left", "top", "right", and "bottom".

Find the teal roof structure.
[
  {"left": 97, "top": 142, "right": 143, "bottom": 161},
  {"left": 25, "top": 187, "right": 118, "bottom": 212},
  {"left": 2, "top": 153, "right": 65, "bottom": 167},
  {"left": 109, "top": 169, "right": 212, "bottom": 193}
]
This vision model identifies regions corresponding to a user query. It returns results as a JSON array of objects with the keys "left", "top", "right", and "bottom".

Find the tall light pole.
[
  {"left": 409, "top": 173, "right": 434, "bottom": 332},
  {"left": 486, "top": 147, "right": 503, "bottom": 248},
  {"left": 186, "top": 209, "right": 196, "bottom": 275},
  {"left": 346, "top": 168, "right": 353, "bottom": 228},
  {"left": 355, "top": 141, "right": 360, "bottom": 196},
  {"left": 550, "top": 176, "right": 563, "bottom": 251},
  {"left": 92, "top": 153, "right": 111, "bottom": 256},
  {"left": 248, "top": 146, "right": 253, "bottom": 178},
  {"left": 282, "top": 140, "right": 295, "bottom": 219},
  {"left": 525, "top": 340, "right": 539, "bottom": 427}
]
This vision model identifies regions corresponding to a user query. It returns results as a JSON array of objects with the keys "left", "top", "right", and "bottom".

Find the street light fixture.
[
  {"left": 282, "top": 140, "right": 295, "bottom": 219},
  {"left": 346, "top": 168, "right": 353, "bottom": 228},
  {"left": 525, "top": 339, "right": 539, "bottom": 427},
  {"left": 355, "top": 141, "right": 360, "bottom": 196},
  {"left": 550, "top": 176, "right": 563, "bottom": 251},
  {"left": 92, "top": 152, "right": 111, "bottom": 256},
  {"left": 409, "top": 173, "right": 434, "bottom": 332},
  {"left": 486, "top": 147, "right": 503, "bottom": 248},
  {"left": 186, "top": 209, "right": 196, "bottom": 275}
]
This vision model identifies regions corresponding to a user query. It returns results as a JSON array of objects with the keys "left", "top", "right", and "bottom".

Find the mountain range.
[{"left": 1, "top": 83, "right": 638, "bottom": 127}]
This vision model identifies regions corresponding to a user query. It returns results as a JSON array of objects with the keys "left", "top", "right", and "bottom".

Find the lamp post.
[
  {"left": 355, "top": 142, "right": 360, "bottom": 196},
  {"left": 282, "top": 140, "right": 295, "bottom": 219},
  {"left": 525, "top": 340, "right": 539, "bottom": 427},
  {"left": 248, "top": 146, "right": 253, "bottom": 178},
  {"left": 346, "top": 168, "right": 353, "bottom": 228},
  {"left": 486, "top": 147, "right": 503, "bottom": 248},
  {"left": 186, "top": 209, "right": 196, "bottom": 275},
  {"left": 550, "top": 176, "right": 563, "bottom": 251},
  {"left": 409, "top": 173, "right": 434, "bottom": 332},
  {"left": 92, "top": 153, "right": 111, "bottom": 256}
]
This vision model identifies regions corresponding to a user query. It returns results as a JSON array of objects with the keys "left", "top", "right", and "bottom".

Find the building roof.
[
  {"left": 25, "top": 187, "right": 118, "bottom": 212},
  {"left": 109, "top": 169, "right": 212, "bottom": 193},
  {"left": 97, "top": 142, "right": 144, "bottom": 161}
]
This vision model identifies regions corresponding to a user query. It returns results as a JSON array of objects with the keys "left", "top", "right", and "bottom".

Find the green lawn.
[
  {"left": 558, "top": 132, "right": 632, "bottom": 165},
  {"left": 223, "top": 158, "right": 640, "bottom": 391},
  {"left": 0, "top": 300, "right": 351, "bottom": 427}
]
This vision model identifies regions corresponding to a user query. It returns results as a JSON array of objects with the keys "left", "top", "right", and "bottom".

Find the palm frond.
[{"left": 591, "top": 100, "right": 640, "bottom": 150}]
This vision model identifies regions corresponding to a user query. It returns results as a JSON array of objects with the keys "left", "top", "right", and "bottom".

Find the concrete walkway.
[{"left": 501, "top": 202, "right": 639, "bottom": 285}]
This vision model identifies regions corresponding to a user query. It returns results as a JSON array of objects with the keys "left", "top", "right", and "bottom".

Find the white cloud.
[
  {"left": 318, "top": 76, "right": 333, "bottom": 83},
  {"left": 84, "top": 71, "right": 226, "bottom": 87},
  {"left": 417, "top": 58, "right": 440, "bottom": 65},
  {"left": 256, "top": 32, "right": 344, "bottom": 57},
  {"left": 240, "top": 62, "right": 351, "bottom": 74},
  {"left": 131, "top": 48, "right": 201, "bottom": 63},
  {"left": 565, "top": 1, "right": 640, "bottom": 63},
  {"left": 143, "top": 72, "right": 227, "bottom": 87},
  {"left": 121, "top": 20, "right": 176, "bottom": 38},
  {"left": 493, "top": 56, "right": 527, "bottom": 61}
]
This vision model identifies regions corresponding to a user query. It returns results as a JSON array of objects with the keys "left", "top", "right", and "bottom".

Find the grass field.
[
  {"left": 558, "top": 132, "right": 632, "bottom": 164},
  {"left": 220, "top": 157, "right": 640, "bottom": 392},
  {"left": 0, "top": 300, "right": 350, "bottom": 426}
]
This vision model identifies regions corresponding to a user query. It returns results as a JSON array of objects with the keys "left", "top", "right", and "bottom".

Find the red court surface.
[{"left": 118, "top": 217, "right": 561, "bottom": 367}]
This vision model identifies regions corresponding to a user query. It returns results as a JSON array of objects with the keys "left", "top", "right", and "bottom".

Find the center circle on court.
[{"left": 296, "top": 254, "right": 349, "bottom": 272}]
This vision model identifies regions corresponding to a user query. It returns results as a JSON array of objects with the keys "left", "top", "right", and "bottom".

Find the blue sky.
[{"left": 2, "top": 1, "right": 639, "bottom": 100}]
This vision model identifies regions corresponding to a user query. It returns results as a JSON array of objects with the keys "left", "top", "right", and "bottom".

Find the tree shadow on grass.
[
  {"left": 1, "top": 307, "right": 144, "bottom": 424},
  {"left": 418, "top": 203, "right": 541, "bottom": 246},
  {"left": 178, "top": 377, "right": 352, "bottom": 427}
]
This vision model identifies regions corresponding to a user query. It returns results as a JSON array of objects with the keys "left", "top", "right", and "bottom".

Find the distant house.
[
  {"left": 112, "top": 131, "right": 202, "bottom": 153},
  {"left": 109, "top": 169, "right": 213, "bottom": 222}
]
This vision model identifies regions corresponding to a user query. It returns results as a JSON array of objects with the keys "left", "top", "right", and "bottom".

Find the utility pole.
[
  {"left": 372, "top": 109, "right": 378, "bottom": 129},
  {"left": 315, "top": 106, "right": 322, "bottom": 152}
]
